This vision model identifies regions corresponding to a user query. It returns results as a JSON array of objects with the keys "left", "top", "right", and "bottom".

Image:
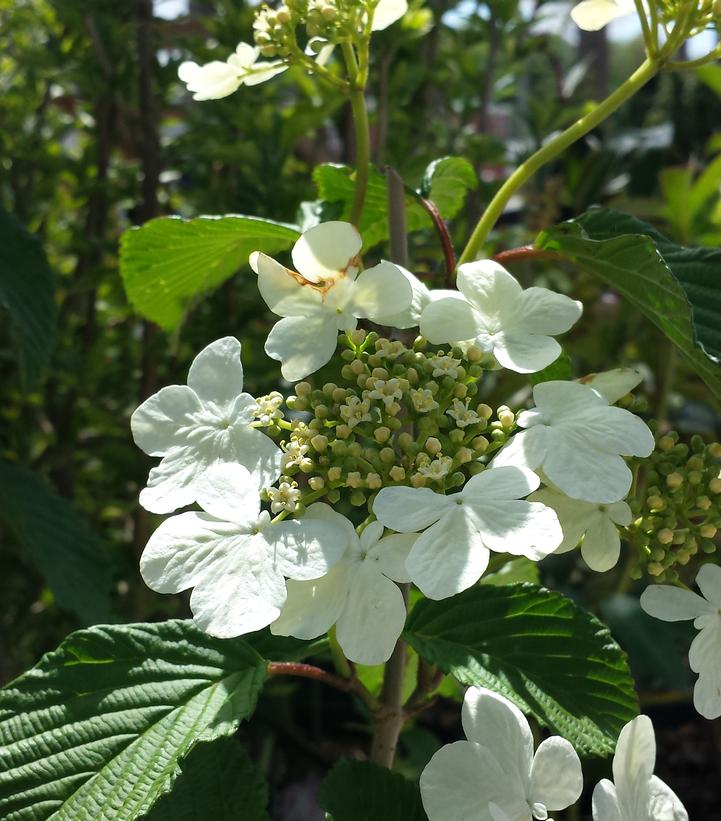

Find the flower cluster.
[{"left": 419, "top": 687, "right": 687, "bottom": 821}]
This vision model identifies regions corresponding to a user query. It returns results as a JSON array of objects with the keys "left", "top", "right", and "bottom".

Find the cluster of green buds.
[
  {"left": 253, "top": 3, "right": 296, "bottom": 59},
  {"left": 627, "top": 430, "right": 721, "bottom": 582},
  {"left": 253, "top": 331, "right": 514, "bottom": 516}
]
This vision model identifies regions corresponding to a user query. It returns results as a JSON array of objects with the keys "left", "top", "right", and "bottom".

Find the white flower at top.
[
  {"left": 371, "top": 0, "right": 408, "bottom": 30},
  {"left": 529, "top": 487, "right": 632, "bottom": 572},
  {"left": 571, "top": 0, "right": 635, "bottom": 31},
  {"left": 419, "top": 260, "right": 582, "bottom": 374},
  {"left": 373, "top": 466, "right": 562, "bottom": 599},
  {"left": 640, "top": 564, "right": 721, "bottom": 720},
  {"left": 250, "top": 221, "right": 412, "bottom": 381},
  {"left": 493, "top": 380, "right": 654, "bottom": 504},
  {"left": 592, "top": 715, "right": 688, "bottom": 821},
  {"left": 272, "top": 507, "right": 415, "bottom": 664},
  {"left": 420, "top": 686, "right": 583, "bottom": 821},
  {"left": 131, "top": 337, "right": 282, "bottom": 514},
  {"left": 140, "top": 463, "right": 346, "bottom": 638},
  {"left": 178, "top": 42, "right": 287, "bottom": 101}
]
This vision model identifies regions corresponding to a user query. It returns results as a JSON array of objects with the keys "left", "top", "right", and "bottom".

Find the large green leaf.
[
  {"left": 404, "top": 583, "right": 638, "bottom": 756},
  {"left": 0, "top": 207, "right": 57, "bottom": 388},
  {"left": 536, "top": 208, "right": 721, "bottom": 400},
  {"left": 319, "top": 760, "right": 427, "bottom": 821},
  {"left": 314, "top": 156, "right": 476, "bottom": 250},
  {"left": 145, "top": 739, "right": 268, "bottom": 821},
  {"left": 0, "top": 621, "right": 267, "bottom": 820},
  {"left": 119, "top": 215, "right": 300, "bottom": 330},
  {"left": 0, "top": 461, "right": 113, "bottom": 623}
]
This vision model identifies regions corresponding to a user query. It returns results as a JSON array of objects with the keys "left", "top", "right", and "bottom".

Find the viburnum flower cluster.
[{"left": 132, "top": 219, "right": 657, "bottom": 666}]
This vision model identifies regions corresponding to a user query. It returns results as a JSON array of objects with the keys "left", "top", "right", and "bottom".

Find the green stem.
[
  {"left": 458, "top": 57, "right": 660, "bottom": 264},
  {"left": 342, "top": 42, "right": 371, "bottom": 226},
  {"left": 634, "top": 0, "right": 656, "bottom": 55}
]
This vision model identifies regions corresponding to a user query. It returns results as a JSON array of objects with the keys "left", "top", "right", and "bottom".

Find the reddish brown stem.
[
  {"left": 492, "top": 245, "right": 559, "bottom": 265},
  {"left": 418, "top": 196, "right": 456, "bottom": 285},
  {"left": 267, "top": 662, "right": 378, "bottom": 710}
]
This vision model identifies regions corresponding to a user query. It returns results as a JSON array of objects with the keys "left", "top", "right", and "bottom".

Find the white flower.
[
  {"left": 373, "top": 466, "right": 562, "bottom": 599},
  {"left": 579, "top": 368, "right": 644, "bottom": 404},
  {"left": 140, "top": 463, "right": 346, "bottom": 637},
  {"left": 254, "top": 391, "right": 284, "bottom": 425},
  {"left": 282, "top": 439, "right": 311, "bottom": 470},
  {"left": 571, "top": 0, "right": 635, "bottom": 31},
  {"left": 271, "top": 507, "right": 415, "bottom": 664},
  {"left": 417, "top": 455, "right": 453, "bottom": 481},
  {"left": 371, "top": 0, "right": 408, "bottom": 31},
  {"left": 430, "top": 353, "right": 462, "bottom": 379},
  {"left": 178, "top": 42, "right": 286, "bottom": 101},
  {"left": 493, "top": 380, "right": 654, "bottom": 504},
  {"left": 250, "top": 221, "right": 412, "bottom": 381},
  {"left": 367, "top": 377, "right": 403, "bottom": 408},
  {"left": 420, "top": 260, "right": 582, "bottom": 373},
  {"left": 267, "top": 481, "right": 301, "bottom": 514},
  {"left": 529, "top": 487, "right": 632, "bottom": 572},
  {"left": 340, "top": 395, "right": 373, "bottom": 428},
  {"left": 131, "top": 337, "right": 282, "bottom": 514},
  {"left": 591, "top": 715, "right": 688, "bottom": 821},
  {"left": 447, "top": 399, "right": 480, "bottom": 428},
  {"left": 420, "top": 687, "right": 583, "bottom": 821},
  {"left": 640, "top": 564, "right": 721, "bottom": 720},
  {"left": 410, "top": 388, "right": 439, "bottom": 413}
]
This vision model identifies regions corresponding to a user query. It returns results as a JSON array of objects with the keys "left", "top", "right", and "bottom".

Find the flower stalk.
[{"left": 343, "top": 42, "right": 371, "bottom": 226}]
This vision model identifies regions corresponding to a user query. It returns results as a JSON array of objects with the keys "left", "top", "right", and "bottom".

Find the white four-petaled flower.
[
  {"left": 140, "top": 463, "right": 346, "bottom": 637},
  {"left": 178, "top": 42, "right": 287, "bottom": 101},
  {"left": 640, "top": 563, "right": 721, "bottom": 720},
  {"left": 371, "top": 0, "right": 408, "bottom": 30},
  {"left": 493, "top": 380, "right": 654, "bottom": 504},
  {"left": 420, "top": 686, "right": 583, "bottom": 821},
  {"left": 419, "top": 260, "right": 582, "bottom": 373},
  {"left": 529, "top": 487, "right": 632, "bottom": 572},
  {"left": 571, "top": 0, "right": 635, "bottom": 31},
  {"left": 592, "top": 715, "right": 688, "bottom": 821},
  {"left": 272, "top": 507, "right": 415, "bottom": 664},
  {"left": 250, "top": 221, "right": 412, "bottom": 380},
  {"left": 131, "top": 337, "right": 282, "bottom": 514},
  {"left": 373, "top": 466, "right": 562, "bottom": 599}
]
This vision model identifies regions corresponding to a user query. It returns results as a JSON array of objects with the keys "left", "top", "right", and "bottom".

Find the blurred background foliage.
[{"left": 2, "top": 0, "right": 721, "bottom": 816}]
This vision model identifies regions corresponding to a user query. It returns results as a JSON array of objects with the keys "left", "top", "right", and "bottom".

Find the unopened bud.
[
  {"left": 477, "top": 403, "right": 493, "bottom": 419},
  {"left": 380, "top": 447, "right": 395, "bottom": 464},
  {"left": 700, "top": 523, "right": 717, "bottom": 539},
  {"left": 336, "top": 424, "right": 351, "bottom": 439},
  {"left": 472, "top": 435, "right": 489, "bottom": 454},
  {"left": 647, "top": 495, "right": 665, "bottom": 511},
  {"left": 709, "top": 442, "right": 721, "bottom": 459},
  {"left": 666, "top": 472, "right": 683, "bottom": 490},
  {"left": 410, "top": 473, "right": 426, "bottom": 487},
  {"left": 389, "top": 465, "right": 406, "bottom": 481},
  {"left": 308, "top": 476, "right": 325, "bottom": 490},
  {"left": 327, "top": 466, "right": 342, "bottom": 482},
  {"left": 374, "top": 426, "right": 391, "bottom": 443},
  {"left": 648, "top": 562, "right": 664, "bottom": 576},
  {"left": 366, "top": 473, "right": 382, "bottom": 490},
  {"left": 296, "top": 381, "right": 312, "bottom": 397},
  {"left": 658, "top": 434, "right": 676, "bottom": 451},
  {"left": 350, "top": 489, "right": 366, "bottom": 506},
  {"left": 350, "top": 359, "right": 365, "bottom": 375},
  {"left": 426, "top": 437, "right": 442, "bottom": 455},
  {"left": 710, "top": 477, "right": 721, "bottom": 494},
  {"left": 697, "top": 495, "right": 712, "bottom": 510},
  {"left": 657, "top": 528, "right": 674, "bottom": 545},
  {"left": 310, "top": 434, "right": 328, "bottom": 452},
  {"left": 456, "top": 447, "right": 473, "bottom": 464}
]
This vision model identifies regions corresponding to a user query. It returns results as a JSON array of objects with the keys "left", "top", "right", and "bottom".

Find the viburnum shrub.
[{"left": 3, "top": 1, "right": 721, "bottom": 819}]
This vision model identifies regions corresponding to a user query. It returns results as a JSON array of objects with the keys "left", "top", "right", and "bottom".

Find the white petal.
[
  {"left": 131, "top": 385, "right": 202, "bottom": 456},
  {"left": 581, "top": 514, "right": 621, "bottom": 572},
  {"left": 533, "top": 380, "right": 607, "bottom": 423},
  {"left": 230, "top": 42, "right": 259, "bottom": 68},
  {"left": 692, "top": 665, "right": 721, "bottom": 719},
  {"left": 579, "top": 368, "right": 644, "bottom": 405},
  {"left": 336, "top": 565, "right": 407, "bottom": 664},
  {"left": 304, "top": 502, "right": 360, "bottom": 556},
  {"left": 571, "top": 0, "right": 630, "bottom": 30},
  {"left": 349, "top": 261, "right": 412, "bottom": 321},
  {"left": 574, "top": 405, "right": 655, "bottom": 458},
  {"left": 464, "top": 465, "right": 541, "bottom": 501},
  {"left": 186, "top": 337, "right": 244, "bottom": 407},
  {"left": 613, "top": 715, "right": 656, "bottom": 819},
  {"left": 467, "top": 498, "right": 562, "bottom": 560},
  {"left": 178, "top": 61, "right": 200, "bottom": 83},
  {"left": 373, "top": 266, "right": 430, "bottom": 329},
  {"left": 591, "top": 779, "right": 622, "bottom": 821},
  {"left": 194, "top": 462, "right": 260, "bottom": 524},
  {"left": 515, "top": 287, "right": 582, "bottom": 335},
  {"left": 527, "top": 488, "right": 592, "bottom": 554},
  {"left": 420, "top": 741, "right": 520, "bottom": 821},
  {"left": 530, "top": 737, "right": 583, "bottom": 810},
  {"left": 265, "top": 314, "right": 341, "bottom": 380},
  {"left": 373, "top": 486, "right": 453, "bottom": 532},
  {"left": 406, "top": 509, "right": 490, "bottom": 599},
  {"left": 229, "top": 425, "right": 283, "bottom": 488},
  {"left": 371, "top": 0, "right": 408, "bottom": 30},
  {"left": 262, "top": 516, "right": 347, "bottom": 581},
  {"left": 695, "top": 563, "right": 721, "bottom": 606},
  {"left": 461, "top": 687, "right": 533, "bottom": 793},
  {"left": 252, "top": 251, "right": 325, "bottom": 317},
  {"left": 608, "top": 500, "right": 633, "bottom": 527},
  {"left": 139, "top": 447, "right": 205, "bottom": 514},
  {"left": 271, "top": 561, "right": 351, "bottom": 640},
  {"left": 242, "top": 61, "right": 287, "bottom": 85},
  {"left": 493, "top": 332, "right": 562, "bottom": 374},
  {"left": 291, "top": 221, "right": 361, "bottom": 283},
  {"left": 366, "top": 533, "right": 416, "bottom": 582},
  {"left": 419, "top": 296, "right": 481, "bottom": 345},
  {"left": 647, "top": 775, "right": 689, "bottom": 821},
  {"left": 488, "top": 804, "right": 512, "bottom": 821},
  {"left": 359, "top": 520, "right": 385, "bottom": 553},
  {"left": 491, "top": 428, "right": 548, "bottom": 474},
  {"left": 689, "top": 619, "right": 721, "bottom": 677},
  {"left": 640, "top": 585, "right": 713, "bottom": 622},
  {"left": 456, "top": 260, "right": 522, "bottom": 311},
  {"left": 181, "top": 60, "right": 243, "bottom": 100}
]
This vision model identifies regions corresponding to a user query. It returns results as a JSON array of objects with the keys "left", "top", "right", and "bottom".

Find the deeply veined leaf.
[
  {"left": 404, "top": 583, "right": 638, "bottom": 756},
  {"left": 145, "top": 738, "right": 269, "bottom": 821},
  {"left": 536, "top": 208, "right": 721, "bottom": 400},
  {"left": 119, "top": 215, "right": 300, "bottom": 329},
  {"left": 0, "top": 461, "right": 113, "bottom": 623},
  {"left": 0, "top": 207, "right": 57, "bottom": 388},
  {"left": 319, "top": 760, "right": 427, "bottom": 821},
  {"left": 0, "top": 621, "right": 266, "bottom": 820}
]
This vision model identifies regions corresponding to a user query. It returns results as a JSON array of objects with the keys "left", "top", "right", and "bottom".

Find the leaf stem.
[
  {"left": 342, "top": 42, "right": 371, "bottom": 226},
  {"left": 267, "top": 661, "right": 378, "bottom": 710}
]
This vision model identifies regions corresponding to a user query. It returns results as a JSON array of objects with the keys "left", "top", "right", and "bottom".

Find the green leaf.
[
  {"left": 314, "top": 156, "right": 476, "bottom": 251},
  {"left": 319, "top": 760, "right": 427, "bottom": 821},
  {"left": 145, "top": 739, "right": 269, "bottom": 821},
  {"left": 0, "top": 461, "right": 113, "bottom": 624},
  {"left": 119, "top": 215, "right": 300, "bottom": 330},
  {"left": 0, "top": 207, "right": 57, "bottom": 388},
  {"left": 480, "top": 556, "right": 540, "bottom": 587},
  {"left": 404, "top": 582, "right": 638, "bottom": 756},
  {"left": 0, "top": 621, "right": 267, "bottom": 821},
  {"left": 536, "top": 208, "right": 721, "bottom": 400}
]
